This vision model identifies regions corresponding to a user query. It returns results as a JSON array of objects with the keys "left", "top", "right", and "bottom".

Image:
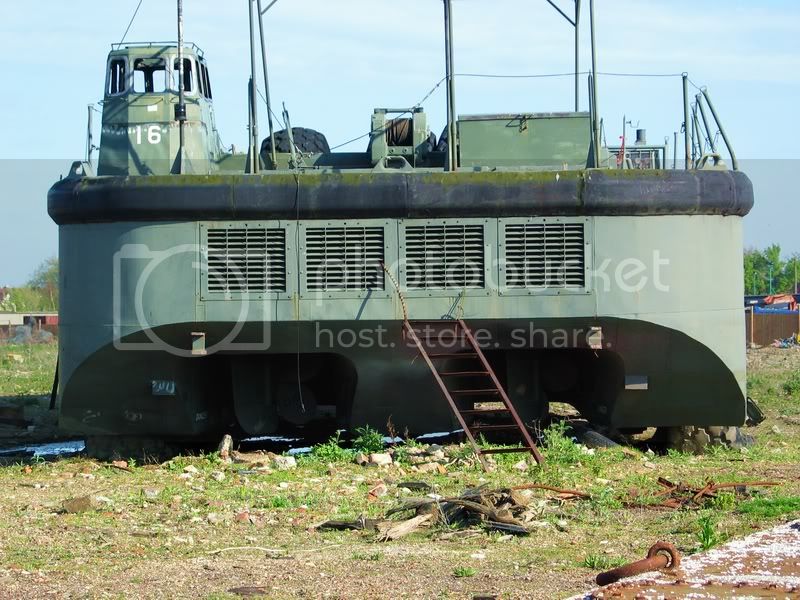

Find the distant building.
[{"left": 0, "top": 312, "right": 24, "bottom": 327}]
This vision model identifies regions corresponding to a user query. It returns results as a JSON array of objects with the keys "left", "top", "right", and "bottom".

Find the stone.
[
  {"left": 430, "top": 450, "right": 447, "bottom": 462},
  {"left": 206, "top": 512, "right": 223, "bottom": 525},
  {"left": 354, "top": 453, "right": 369, "bottom": 466},
  {"left": 417, "top": 462, "right": 446, "bottom": 475},
  {"left": 368, "top": 453, "right": 393, "bottom": 467},
  {"left": 143, "top": 488, "right": 160, "bottom": 500},
  {"left": 217, "top": 434, "right": 234, "bottom": 462},
  {"left": 367, "top": 483, "right": 388, "bottom": 500},
  {"left": 512, "top": 459, "right": 529, "bottom": 472},
  {"left": 62, "top": 496, "right": 93, "bottom": 514},
  {"left": 183, "top": 465, "right": 199, "bottom": 475},
  {"left": 210, "top": 471, "right": 225, "bottom": 482},
  {"left": 272, "top": 455, "right": 297, "bottom": 470}
]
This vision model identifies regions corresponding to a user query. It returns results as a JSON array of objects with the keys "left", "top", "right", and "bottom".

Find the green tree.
[
  {"left": 26, "top": 257, "right": 59, "bottom": 311},
  {"left": 744, "top": 245, "right": 800, "bottom": 295}
]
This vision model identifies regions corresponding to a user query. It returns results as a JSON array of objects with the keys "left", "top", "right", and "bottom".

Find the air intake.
[
  {"left": 504, "top": 222, "right": 585, "bottom": 288},
  {"left": 305, "top": 226, "right": 385, "bottom": 291},
  {"left": 404, "top": 224, "right": 485, "bottom": 289},
  {"left": 206, "top": 227, "right": 286, "bottom": 293}
]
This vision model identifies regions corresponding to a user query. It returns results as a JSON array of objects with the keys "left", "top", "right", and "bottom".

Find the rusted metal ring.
[
  {"left": 646, "top": 541, "right": 681, "bottom": 570},
  {"left": 596, "top": 541, "right": 682, "bottom": 587}
]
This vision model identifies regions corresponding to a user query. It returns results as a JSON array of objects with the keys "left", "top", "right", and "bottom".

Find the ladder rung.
[
  {"left": 479, "top": 447, "right": 532, "bottom": 455},
  {"left": 451, "top": 389, "right": 500, "bottom": 396},
  {"left": 469, "top": 424, "right": 520, "bottom": 432},
  {"left": 460, "top": 408, "right": 510, "bottom": 416},
  {"left": 428, "top": 353, "right": 478, "bottom": 359},
  {"left": 441, "top": 371, "right": 490, "bottom": 377}
]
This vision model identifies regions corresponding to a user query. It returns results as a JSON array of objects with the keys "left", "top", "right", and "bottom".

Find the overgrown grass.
[{"left": 0, "top": 343, "right": 57, "bottom": 399}]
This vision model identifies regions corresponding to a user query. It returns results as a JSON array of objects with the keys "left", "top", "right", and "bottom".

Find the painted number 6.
[{"left": 147, "top": 125, "right": 162, "bottom": 145}]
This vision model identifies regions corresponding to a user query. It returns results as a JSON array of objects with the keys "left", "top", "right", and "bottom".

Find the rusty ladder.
[{"left": 404, "top": 319, "right": 544, "bottom": 470}]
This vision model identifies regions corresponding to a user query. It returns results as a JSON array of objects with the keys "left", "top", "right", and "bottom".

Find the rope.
[{"left": 119, "top": 0, "right": 144, "bottom": 45}]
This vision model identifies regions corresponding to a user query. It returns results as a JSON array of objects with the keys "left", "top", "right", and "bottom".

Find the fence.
[{"left": 745, "top": 308, "right": 800, "bottom": 347}]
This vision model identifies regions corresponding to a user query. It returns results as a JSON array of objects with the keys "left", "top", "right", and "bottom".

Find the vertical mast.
[
  {"left": 176, "top": 0, "right": 187, "bottom": 174},
  {"left": 257, "top": 0, "right": 278, "bottom": 169},
  {"left": 574, "top": 0, "right": 581, "bottom": 112},
  {"left": 85, "top": 105, "right": 94, "bottom": 165},
  {"left": 247, "top": 0, "right": 260, "bottom": 173},
  {"left": 589, "top": 0, "right": 600, "bottom": 167},
  {"left": 444, "top": 0, "right": 458, "bottom": 171}
]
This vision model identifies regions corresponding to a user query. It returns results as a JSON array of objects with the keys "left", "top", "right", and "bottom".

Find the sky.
[{"left": 0, "top": 0, "right": 798, "bottom": 285}]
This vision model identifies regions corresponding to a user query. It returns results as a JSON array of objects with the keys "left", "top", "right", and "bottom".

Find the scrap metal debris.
[
  {"left": 624, "top": 477, "right": 780, "bottom": 510},
  {"left": 577, "top": 520, "right": 800, "bottom": 599},
  {"left": 596, "top": 541, "right": 681, "bottom": 586},
  {"left": 316, "top": 483, "right": 591, "bottom": 540}
]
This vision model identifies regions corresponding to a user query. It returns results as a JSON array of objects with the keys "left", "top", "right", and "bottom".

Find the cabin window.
[
  {"left": 196, "top": 60, "right": 206, "bottom": 98},
  {"left": 202, "top": 63, "right": 213, "bottom": 100},
  {"left": 133, "top": 58, "right": 167, "bottom": 94},
  {"left": 108, "top": 59, "right": 127, "bottom": 95},
  {"left": 173, "top": 58, "right": 195, "bottom": 94}
]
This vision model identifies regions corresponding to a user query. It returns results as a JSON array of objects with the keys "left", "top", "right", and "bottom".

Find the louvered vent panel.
[
  {"left": 305, "top": 227, "right": 385, "bottom": 291},
  {"left": 504, "top": 223, "right": 585, "bottom": 288},
  {"left": 206, "top": 228, "right": 286, "bottom": 293},
  {"left": 405, "top": 224, "right": 485, "bottom": 289}
]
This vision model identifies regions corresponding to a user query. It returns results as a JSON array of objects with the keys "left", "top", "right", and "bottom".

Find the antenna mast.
[
  {"left": 247, "top": 0, "right": 260, "bottom": 173},
  {"left": 443, "top": 0, "right": 458, "bottom": 172},
  {"left": 257, "top": 0, "right": 278, "bottom": 169},
  {"left": 176, "top": 0, "right": 187, "bottom": 174}
]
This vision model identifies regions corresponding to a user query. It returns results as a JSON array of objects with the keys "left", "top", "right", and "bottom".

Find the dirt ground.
[{"left": 0, "top": 345, "right": 798, "bottom": 599}]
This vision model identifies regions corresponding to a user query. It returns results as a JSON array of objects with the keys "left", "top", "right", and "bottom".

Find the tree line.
[
  {"left": 0, "top": 257, "right": 59, "bottom": 313},
  {"left": 744, "top": 245, "right": 800, "bottom": 296}
]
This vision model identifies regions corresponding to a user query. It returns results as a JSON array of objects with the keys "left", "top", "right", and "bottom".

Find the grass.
[
  {"left": 0, "top": 343, "right": 57, "bottom": 399},
  {"left": 352, "top": 426, "right": 385, "bottom": 454},
  {"left": 452, "top": 566, "right": 477, "bottom": 578},
  {"left": 696, "top": 514, "right": 726, "bottom": 551},
  {"left": 580, "top": 555, "right": 627, "bottom": 570},
  {"left": 1, "top": 345, "right": 800, "bottom": 598}
]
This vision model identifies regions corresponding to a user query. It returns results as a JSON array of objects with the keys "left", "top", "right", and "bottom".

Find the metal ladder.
[{"left": 404, "top": 319, "right": 544, "bottom": 470}]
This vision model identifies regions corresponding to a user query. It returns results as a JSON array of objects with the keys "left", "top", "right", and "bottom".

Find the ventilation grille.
[
  {"left": 305, "top": 227, "right": 385, "bottom": 291},
  {"left": 404, "top": 224, "right": 485, "bottom": 289},
  {"left": 206, "top": 228, "right": 286, "bottom": 293},
  {"left": 504, "top": 222, "right": 585, "bottom": 288}
]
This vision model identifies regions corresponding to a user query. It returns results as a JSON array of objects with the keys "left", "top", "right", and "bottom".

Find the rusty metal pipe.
[{"left": 596, "top": 542, "right": 680, "bottom": 587}]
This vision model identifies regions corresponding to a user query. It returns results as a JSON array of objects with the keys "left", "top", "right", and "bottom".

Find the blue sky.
[{"left": 0, "top": 0, "right": 798, "bottom": 285}]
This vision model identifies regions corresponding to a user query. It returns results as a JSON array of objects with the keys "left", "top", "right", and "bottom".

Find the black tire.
[
  {"left": 664, "top": 426, "right": 754, "bottom": 455},
  {"left": 261, "top": 127, "right": 330, "bottom": 158},
  {"left": 568, "top": 423, "right": 620, "bottom": 449}
]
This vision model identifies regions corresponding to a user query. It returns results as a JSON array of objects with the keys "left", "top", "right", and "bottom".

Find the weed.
[
  {"left": 581, "top": 555, "right": 626, "bottom": 570},
  {"left": 452, "top": 566, "right": 476, "bottom": 578},
  {"left": 781, "top": 371, "right": 800, "bottom": 396},
  {"left": 709, "top": 492, "right": 737, "bottom": 512},
  {"left": 351, "top": 551, "right": 383, "bottom": 561},
  {"left": 696, "top": 514, "right": 726, "bottom": 551},
  {"left": 542, "top": 422, "right": 582, "bottom": 465},
  {"left": 352, "top": 426, "right": 385, "bottom": 454},
  {"left": 311, "top": 431, "right": 354, "bottom": 463}
]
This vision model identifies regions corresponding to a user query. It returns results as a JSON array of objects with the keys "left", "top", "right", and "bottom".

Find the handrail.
[{"left": 111, "top": 41, "right": 204, "bottom": 57}]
